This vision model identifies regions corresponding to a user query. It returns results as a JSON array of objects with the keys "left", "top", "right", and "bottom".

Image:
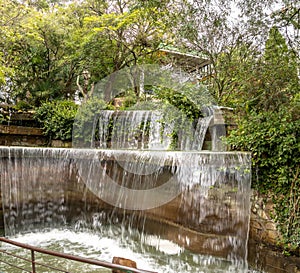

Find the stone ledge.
[
  {"left": 0, "top": 125, "right": 43, "bottom": 136},
  {"left": 248, "top": 239, "right": 300, "bottom": 273}
]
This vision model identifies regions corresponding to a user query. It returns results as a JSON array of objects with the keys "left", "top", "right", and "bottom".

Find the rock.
[{"left": 112, "top": 257, "right": 137, "bottom": 273}]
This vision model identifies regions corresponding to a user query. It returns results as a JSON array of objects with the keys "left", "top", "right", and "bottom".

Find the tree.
[
  {"left": 219, "top": 25, "right": 299, "bottom": 112},
  {"left": 176, "top": 0, "right": 263, "bottom": 103},
  {"left": 80, "top": 0, "right": 174, "bottom": 99},
  {"left": 260, "top": 26, "right": 299, "bottom": 110},
  {"left": 0, "top": 0, "right": 29, "bottom": 98},
  {"left": 241, "top": 0, "right": 300, "bottom": 59},
  {"left": 1, "top": 0, "right": 176, "bottom": 105},
  {"left": 0, "top": 1, "right": 85, "bottom": 106},
  {"left": 225, "top": 25, "right": 300, "bottom": 252},
  {"left": 176, "top": 0, "right": 299, "bottom": 106}
]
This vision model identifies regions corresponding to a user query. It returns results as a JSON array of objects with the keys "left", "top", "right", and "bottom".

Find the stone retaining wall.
[
  {"left": 249, "top": 191, "right": 300, "bottom": 272},
  {"left": 0, "top": 125, "right": 72, "bottom": 147}
]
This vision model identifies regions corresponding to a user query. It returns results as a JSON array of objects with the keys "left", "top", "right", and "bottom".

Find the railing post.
[{"left": 31, "top": 249, "right": 36, "bottom": 273}]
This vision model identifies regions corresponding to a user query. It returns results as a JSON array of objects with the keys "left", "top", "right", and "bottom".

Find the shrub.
[
  {"left": 226, "top": 108, "right": 300, "bottom": 252},
  {"left": 34, "top": 100, "right": 78, "bottom": 141}
]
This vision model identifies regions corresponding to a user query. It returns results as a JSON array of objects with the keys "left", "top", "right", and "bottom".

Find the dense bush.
[{"left": 34, "top": 100, "right": 78, "bottom": 141}]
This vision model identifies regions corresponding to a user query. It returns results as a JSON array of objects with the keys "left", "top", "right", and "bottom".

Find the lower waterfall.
[{"left": 0, "top": 147, "right": 253, "bottom": 272}]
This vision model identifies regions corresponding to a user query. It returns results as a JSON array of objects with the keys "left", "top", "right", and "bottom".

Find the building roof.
[{"left": 158, "top": 48, "right": 211, "bottom": 73}]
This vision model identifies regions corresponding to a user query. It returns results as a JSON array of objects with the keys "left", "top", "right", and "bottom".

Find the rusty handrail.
[{"left": 0, "top": 237, "right": 158, "bottom": 273}]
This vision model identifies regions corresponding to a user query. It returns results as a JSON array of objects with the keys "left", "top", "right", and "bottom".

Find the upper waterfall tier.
[{"left": 86, "top": 108, "right": 225, "bottom": 151}]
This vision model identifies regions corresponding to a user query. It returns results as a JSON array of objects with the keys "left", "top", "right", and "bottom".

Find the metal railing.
[{"left": 0, "top": 237, "right": 157, "bottom": 273}]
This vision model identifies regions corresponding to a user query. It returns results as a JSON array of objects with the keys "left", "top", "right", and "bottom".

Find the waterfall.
[
  {"left": 0, "top": 61, "right": 255, "bottom": 272},
  {"left": 95, "top": 110, "right": 172, "bottom": 150},
  {"left": 92, "top": 107, "right": 223, "bottom": 151},
  {"left": 0, "top": 147, "right": 251, "bottom": 269},
  {"left": 97, "top": 110, "right": 114, "bottom": 149},
  {"left": 190, "top": 115, "right": 213, "bottom": 150},
  {"left": 0, "top": 148, "right": 71, "bottom": 236},
  {"left": 109, "top": 111, "right": 171, "bottom": 150}
]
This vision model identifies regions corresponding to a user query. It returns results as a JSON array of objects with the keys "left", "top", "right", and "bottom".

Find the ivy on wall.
[{"left": 226, "top": 109, "right": 300, "bottom": 253}]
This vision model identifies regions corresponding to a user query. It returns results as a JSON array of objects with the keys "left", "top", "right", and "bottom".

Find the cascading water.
[
  {"left": 94, "top": 107, "right": 217, "bottom": 151},
  {"left": 0, "top": 64, "right": 256, "bottom": 272},
  {"left": 0, "top": 137, "right": 254, "bottom": 272},
  {"left": 0, "top": 59, "right": 264, "bottom": 273},
  {"left": 96, "top": 110, "right": 172, "bottom": 150}
]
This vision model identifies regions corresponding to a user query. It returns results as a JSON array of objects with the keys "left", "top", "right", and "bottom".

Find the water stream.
[
  {"left": 94, "top": 109, "right": 209, "bottom": 151},
  {"left": 0, "top": 107, "right": 256, "bottom": 272},
  {"left": 0, "top": 146, "right": 254, "bottom": 272}
]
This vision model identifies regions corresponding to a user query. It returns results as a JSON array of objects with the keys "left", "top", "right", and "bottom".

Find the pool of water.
[{"left": 0, "top": 226, "right": 262, "bottom": 273}]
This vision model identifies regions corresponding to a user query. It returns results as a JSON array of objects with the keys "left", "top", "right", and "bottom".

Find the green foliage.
[
  {"left": 224, "top": 26, "right": 300, "bottom": 252},
  {"left": 34, "top": 100, "right": 78, "bottom": 140},
  {"left": 227, "top": 110, "right": 299, "bottom": 190},
  {"left": 215, "top": 26, "right": 299, "bottom": 112},
  {"left": 153, "top": 86, "right": 201, "bottom": 120},
  {"left": 119, "top": 93, "right": 138, "bottom": 109},
  {"left": 153, "top": 80, "right": 213, "bottom": 120},
  {"left": 271, "top": 2, "right": 299, "bottom": 55},
  {"left": 72, "top": 98, "right": 107, "bottom": 147},
  {"left": 14, "top": 100, "right": 32, "bottom": 111},
  {"left": 1, "top": 0, "right": 87, "bottom": 106},
  {"left": 82, "top": 0, "right": 172, "bottom": 81},
  {"left": 1, "top": 0, "right": 176, "bottom": 105},
  {"left": 226, "top": 108, "right": 300, "bottom": 251},
  {"left": 0, "top": 113, "right": 5, "bottom": 124}
]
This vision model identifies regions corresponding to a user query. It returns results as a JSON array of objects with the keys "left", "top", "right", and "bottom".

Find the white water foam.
[{"left": 1, "top": 228, "right": 262, "bottom": 273}]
